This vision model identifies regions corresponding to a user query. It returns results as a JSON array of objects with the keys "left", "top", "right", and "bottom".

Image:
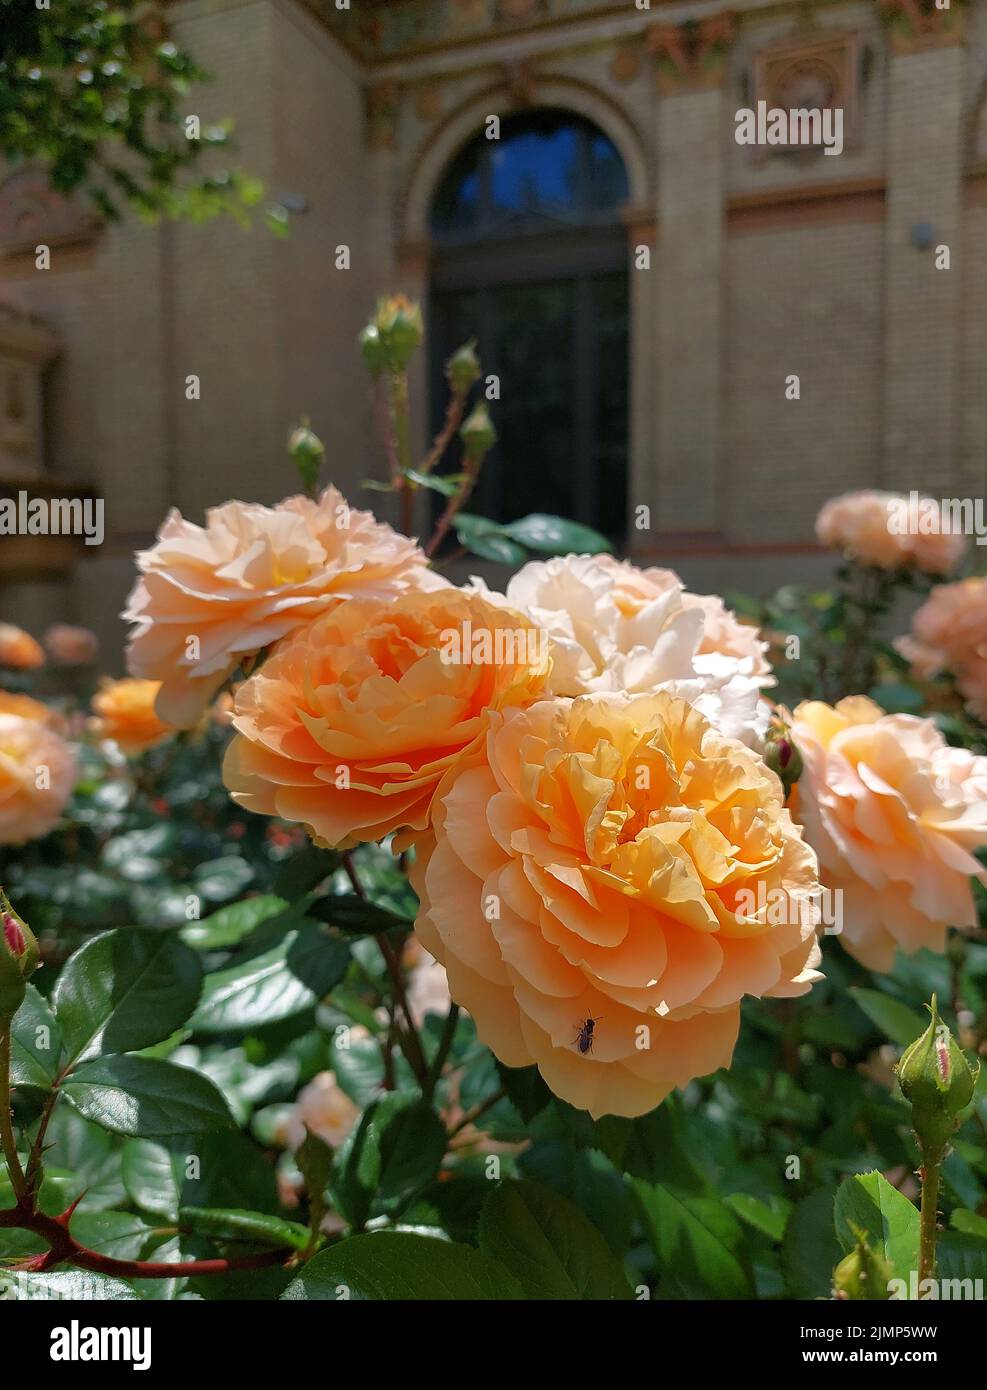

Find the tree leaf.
[
  {"left": 849, "top": 988, "right": 927, "bottom": 1048},
  {"left": 501, "top": 513, "right": 613, "bottom": 556},
  {"left": 281, "top": 1233, "right": 524, "bottom": 1300},
  {"left": 52, "top": 929, "right": 202, "bottom": 1067},
  {"left": 833, "top": 1171, "right": 919, "bottom": 1279},
  {"left": 62, "top": 1056, "right": 234, "bottom": 1138},
  {"left": 310, "top": 893, "right": 411, "bottom": 934},
  {"left": 781, "top": 1188, "right": 842, "bottom": 1299},
  {"left": 9, "top": 985, "right": 61, "bottom": 1089},
  {"left": 191, "top": 924, "right": 349, "bottom": 1033},
  {"left": 179, "top": 1207, "right": 309, "bottom": 1251},
  {"left": 725, "top": 1192, "right": 793, "bottom": 1243},
  {"left": 478, "top": 1179, "right": 632, "bottom": 1300},
  {"left": 181, "top": 894, "right": 289, "bottom": 949},
  {"left": 634, "top": 1180, "right": 752, "bottom": 1299},
  {"left": 333, "top": 1094, "right": 447, "bottom": 1228},
  {"left": 0, "top": 1270, "right": 140, "bottom": 1300}
]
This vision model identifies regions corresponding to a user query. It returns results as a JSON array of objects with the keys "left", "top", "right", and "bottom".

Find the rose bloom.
[
  {"left": 124, "top": 487, "right": 438, "bottom": 729},
  {"left": 411, "top": 691, "right": 822, "bottom": 1119},
  {"left": 223, "top": 588, "right": 549, "bottom": 850},
  {"left": 791, "top": 696, "right": 987, "bottom": 971},
  {"left": 815, "top": 490, "right": 965, "bottom": 574},
  {"left": 0, "top": 691, "right": 56, "bottom": 725},
  {"left": 470, "top": 554, "right": 769, "bottom": 747},
  {"left": 0, "top": 623, "right": 44, "bottom": 670},
  {"left": 0, "top": 712, "right": 77, "bottom": 844},
  {"left": 279, "top": 1071, "right": 360, "bottom": 1151},
  {"left": 896, "top": 578, "right": 987, "bottom": 718},
  {"left": 43, "top": 623, "right": 99, "bottom": 667},
  {"left": 91, "top": 678, "right": 174, "bottom": 756}
]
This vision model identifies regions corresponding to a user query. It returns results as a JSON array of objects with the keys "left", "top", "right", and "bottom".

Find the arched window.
[{"left": 429, "top": 109, "right": 630, "bottom": 540}]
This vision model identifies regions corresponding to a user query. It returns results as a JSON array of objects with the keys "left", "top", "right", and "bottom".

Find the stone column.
[
  {"left": 649, "top": 14, "right": 735, "bottom": 540},
  {"left": 880, "top": 0, "right": 966, "bottom": 493}
]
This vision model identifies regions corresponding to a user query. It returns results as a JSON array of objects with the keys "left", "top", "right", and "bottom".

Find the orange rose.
[
  {"left": 91, "top": 678, "right": 174, "bottom": 756},
  {"left": 43, "top": 623, "right": 99, "bottom": 667},
  {"left": 0, "top": 712, "right": 77, "bottom": 844},
  {"left": 816, "top": 491, "right": 965, "bottom": 574},
  {"left": 0, "top": 691, "right": 54, "bottom": 724},
  {"left": 124, "top": 488, "right": 439, "bottom": 729},
  {"left": 279, "top": 1071, "right": 360, "bottom": 1152},
  {"left": 792, "top": 696, "right": 987, "bottom": 970},
  {"left": 0, "top": 623, "right": 44, "bottom": 670},
  {"left": 411, "top": 692, "right": 822, "bottom": 1118},
  {"left": 223, "top": 588, "right": 550, "bottom": 849}
]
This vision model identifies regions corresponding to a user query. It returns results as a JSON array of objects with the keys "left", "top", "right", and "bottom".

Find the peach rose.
[
  {"left": 43, "top": 623, "right": 99, "bottom": 667},
  {"left": 791, "top": 696, "right": 987, "bottom": 971},
  {"left": 0, "top": 712, "right": 77, "bottom": 844},
  {"left": 896, "top": 578, "right": 987, "bottom": 718},
  {"left": 0, "top": 691, "right": 55, "bottom": 725},
  {"left": 470, "top": 554, "right": 769, "bottom": 747},
  {"left": 815, "top": 491, "right": 965, "bottom": 574},
  {"left": 0, "top": 623, "right": 44, "bottom": 670},
  {"left": 124, "top": 487, "right": 438, "bottom": 728},
  {"left": 91, "top": 678, "right": 174, "bottom": 756},
  {"left": 411, "top": 691, "right": 822, "bottom": 1119},
  {"left": 280, "top": 1071, "right": 360, "bottom": 1151},
  {"left": 223, "top": 588, "right": 550, "bottom": 849}
]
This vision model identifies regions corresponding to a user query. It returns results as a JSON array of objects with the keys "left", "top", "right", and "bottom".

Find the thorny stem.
[
  {"left": 449, "top": 1086, "right": 507, "bottom": 1138},
  {"left": 419, "top": 392, "right": 467, "bottom": 477},
  {"left": 0, "top": 1202, "right": 290, "bottom": 1279},
  {"left": 918, "top": 1155, "right": 942, "bottom": 1289},
  {"left": 0, "top": 1031, "right": 27, "bottom": 1203},
  {"left": 425, "top": 451, "right": 486, "bottom": 560},
  {"left": 342, "top": 852, "right": 428, "bottom": 1083},
  {"left": 423, "top": 1004, "right": 460, "bottom": 1103}
]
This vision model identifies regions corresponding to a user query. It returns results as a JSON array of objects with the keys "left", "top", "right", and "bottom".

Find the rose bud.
[
  {"left": 373, "top": 295, "right": 424, "bottom": 373},
  {"left": 445, "top": 340, "right": 481, "bottom": 397},
  {"left": 459, "top": 402, "right": 496, "bottom": 461},
  {"left": 287, "top": 419, "right": 325, "bottom": 494},
  {"left": 765, "top": 715, "right": 803, "bottom": 796},
  {"left": 0, "top": 891, "right": 39, "bottom": 1026},
  {"left": 832, "top": 1234, "right": 893, "bottom": 1301},
  {"left": 896, "top": 994, "right": 979, "bottom": 1159}
]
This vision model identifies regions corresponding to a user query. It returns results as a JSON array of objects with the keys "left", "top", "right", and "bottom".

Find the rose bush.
[{"left": 2, "top": 318, "right": 987, "bottom": 1305}]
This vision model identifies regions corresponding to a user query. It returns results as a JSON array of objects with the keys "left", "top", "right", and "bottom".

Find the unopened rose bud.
[
  {"left": 765, "top": 716, "right": 803, "bottom": 796},
  {"left": 832, "top": 1234, "right": 893, "bottom": 1301},
  {"left": 459, "top": 402, "right": 496, "bottom": 461},
  {"left": 445, "top": 340, "right": 481, "bottom": 397},
  {"left": 0, "top": 891, "right": 39, "bottom": 1026},
  {"left": 358, "top": 323, "right": 386, "bottom": 376},
  {"left": 896, "top": 995, "right": 979, "bottom": 1159},
  {"left": 287, "top": 419, "right": 324, "bottom": 494},
  {"left": 372, "top": 295, "right": 424, "bottom": 373}
]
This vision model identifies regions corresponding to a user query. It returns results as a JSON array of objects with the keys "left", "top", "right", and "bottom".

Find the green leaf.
[
  {"left": 833, "top": 1171, "right": 919, "bottom": 1279},
  {"left": 281, "top": 1233, "right": 524, "bottom": 1300},
  {"left": 494, "top": 1061, "right": 551, "bottom": 1123},
  {"left": 501, "top": 513, "right": 613, "bottom": 556},
  {"left": 52, "top": 929, "right": 202, "bottom": 1067},
  {"left": 69, "top": 1211, "right": 160, "bottom": 1261},
  {"left": 9, "top": 985, "right": 61, "bottom": 1090},
  {"left": 725, "top": 1192, "right": 793, "bottom": 1243},
  {"left": 296, "top": 1128, "right": 334, "bottom": 1235},
  {"left": 310, "top": 893, "right": 411, "bottom": 934},
  {"left": 937, "top": 1231, "right": 987, "bottom": 1285},
  {"left": 478, "top": 1179, "right": 632, "bottom": 1300},
  {"left": 191, "top": 924, "right": 350, "bottom": 1033},
  {"left": 781, "top": 1188, "right": 842, "bottom": 1299},
  {"left": 0, "top": 1270, "right": 141, "bottom": 1301},
  {"left": 634, "top": 1181, "right": 752, "bottom": 1299},
  {"left": 849, "top": 988, "right": 927, "bottom": 1048},
  {"left": 121, "top": 1138, "right": 183, "bottom": 1221},
  {"left": 333, "top": 1094, "right": 447, "bottom": 1228},
  {"left": 274, "top": 844, "right": 338, "bottom": 899},
  {"left": 403, "top": 468, "right": 462, "bottom": 497},
  {"left": 951, "top": 1209, "right": 987, "bottom": 1239},
  {"left": 192, "top": 856, "right": 254, "bottom": 903},
  {"left": 181, "top": 894, "right": 289, "bottom": 949},
  {"left": 62, "top": 1056, "right": 234, "bottom": 1138},
  {"left": 179, "top": 1207, "right": 309, "bottom": 1251},
  {"left": 452, "top": 513, "right": 527, "bottom": 565}
]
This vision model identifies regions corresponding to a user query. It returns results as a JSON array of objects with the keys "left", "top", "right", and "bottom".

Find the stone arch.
[{"left": 400, "top": 75, "right": 651, "bottom": 242}]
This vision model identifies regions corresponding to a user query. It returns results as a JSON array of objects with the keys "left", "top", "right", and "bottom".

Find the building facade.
[{"left": 1, "top": 0, "right": 986, "bottom": 658}]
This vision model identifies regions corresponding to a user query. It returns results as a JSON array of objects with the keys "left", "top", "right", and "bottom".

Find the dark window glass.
[{"left": 429, "top": 111, "right": 630, "bottom": 543}]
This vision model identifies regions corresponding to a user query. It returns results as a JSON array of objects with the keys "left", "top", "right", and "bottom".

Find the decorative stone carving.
[
  {"left": 0, "top": 169, "right": 101, "bottom": 258},
  {"left": 367, "top": 80, "right": 403, "bottom": 151},
  {"left": 0, "top": 301, "right": 60, "bottom": 478},
  {"left": 878, "top": 0, "right": 967, "bottom": 50},
  {"left": 648, "top": 13, "right": 737, "bottom": 95},
  {"left": 748, "top": 29, "right": 862, "bottom": 162}
]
